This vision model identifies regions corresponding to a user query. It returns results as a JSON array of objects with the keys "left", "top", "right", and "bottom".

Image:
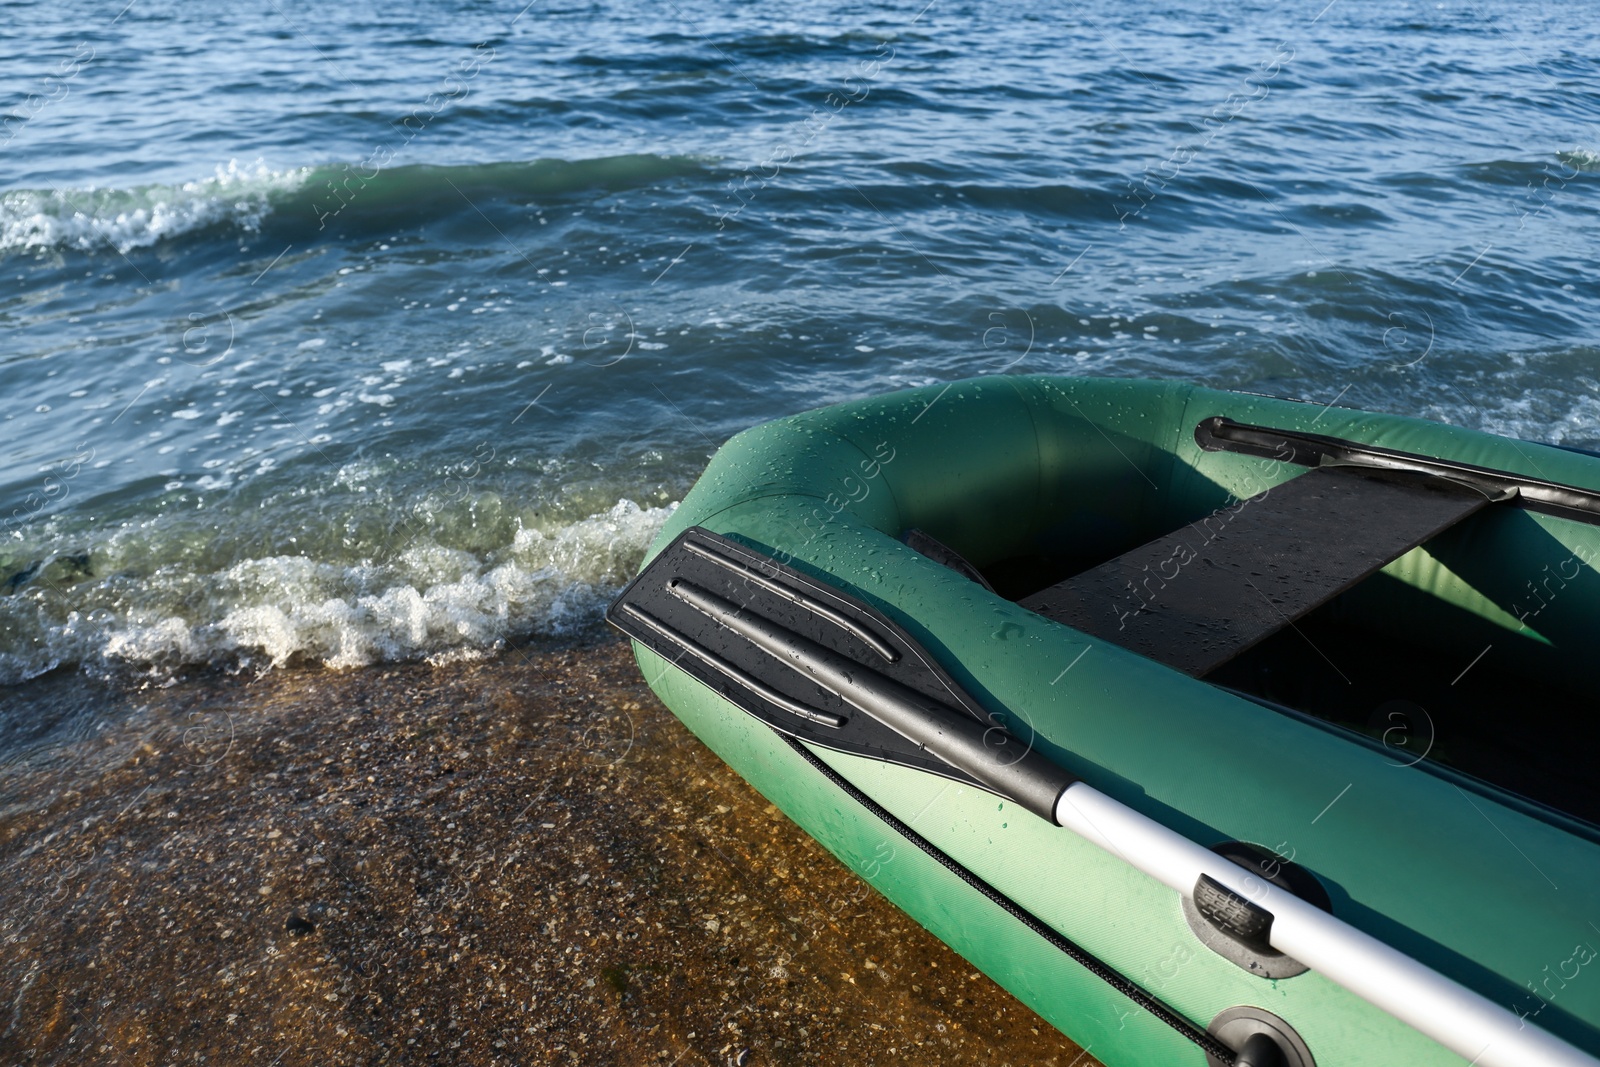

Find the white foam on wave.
[
  {"left": 0, "top": 159, "right": 309, "bottom": 254},
  {"left": 1558, "top": 148, "right": 1600, "bottom": 172},
  {"left": 0, "top": 499, "right": 675, "bottom": 684},
  {"left": 1422, "top": 387, "right": 1600, "bottom": 450}
]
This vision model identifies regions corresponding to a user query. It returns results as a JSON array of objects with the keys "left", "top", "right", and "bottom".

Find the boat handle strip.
[
  {"left": 618, "top": 602, "right": 846, "bottom": 729},
  {"left": 681, "top": 538, "right": 902, "bottom": 662},
  {"left": 1198, "top": 415, "right": 1600, "bottom": 522},
  {"left": 1056, "top": 784, "right": 1600, "bottom": 1067}
]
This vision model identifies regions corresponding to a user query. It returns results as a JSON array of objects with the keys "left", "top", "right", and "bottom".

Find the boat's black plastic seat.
[{"left": 1019, "top": 465, "right": 1493, "bottom": 677}]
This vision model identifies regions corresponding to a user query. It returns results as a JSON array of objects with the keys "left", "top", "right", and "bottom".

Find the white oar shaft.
[{"left": 1055, "top": 783, "right": 1598, "bottom": 1067}]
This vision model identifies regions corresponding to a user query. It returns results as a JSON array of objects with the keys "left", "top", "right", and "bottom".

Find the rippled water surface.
[{"left": 2, "top": 0, "right": 1597, "bottom": 717}]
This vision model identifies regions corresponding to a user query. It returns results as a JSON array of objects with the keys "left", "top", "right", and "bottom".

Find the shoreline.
[{"left": 0, "top": 636, "right": 1095, "bottom": 1066}]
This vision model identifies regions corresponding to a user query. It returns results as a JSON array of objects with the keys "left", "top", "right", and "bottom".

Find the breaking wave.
[
  {"left": 0, "top": 497, "right": 674, "bottom": 684},
  {"left": 0, "top": 160, "right": 310, "bottom": 254},
  {"left": 0, "top": 153, "right": 713, "bottom": 256}
]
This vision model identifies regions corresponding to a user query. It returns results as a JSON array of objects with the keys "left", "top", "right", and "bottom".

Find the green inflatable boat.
[{"left": 608, "top": 376, "right": 1600, "bottom": 1067}]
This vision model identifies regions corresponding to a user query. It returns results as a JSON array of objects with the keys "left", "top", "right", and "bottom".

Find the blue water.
[{"left": 2, "top": 0, "right": 1598, "bottom": 700}]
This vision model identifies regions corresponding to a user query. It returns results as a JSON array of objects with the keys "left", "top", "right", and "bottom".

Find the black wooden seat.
[{"left": 1018, "top": 465, "right": 1493, "bottom": 677}]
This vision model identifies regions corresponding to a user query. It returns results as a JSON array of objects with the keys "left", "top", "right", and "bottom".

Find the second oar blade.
[{"left": 606, "top": 527, "right": 1069, "bottom": 811}]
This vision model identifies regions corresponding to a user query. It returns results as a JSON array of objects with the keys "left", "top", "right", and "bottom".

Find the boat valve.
[
  {"left": 1205, "top": 1006, "right": 1315, "bottom": 1067},
  {"left": 1234, "top": 1031, "right": 1288, "bottom": 1067}
]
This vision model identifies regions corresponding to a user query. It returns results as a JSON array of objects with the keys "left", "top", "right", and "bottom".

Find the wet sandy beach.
[{"left": 0, "top": 637, "right": 1097, "bottom": 1066}]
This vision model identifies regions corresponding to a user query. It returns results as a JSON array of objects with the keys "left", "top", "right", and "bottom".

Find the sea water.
[{"left": 2, "top": 0, "right": 1596, "bottom": 722}]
